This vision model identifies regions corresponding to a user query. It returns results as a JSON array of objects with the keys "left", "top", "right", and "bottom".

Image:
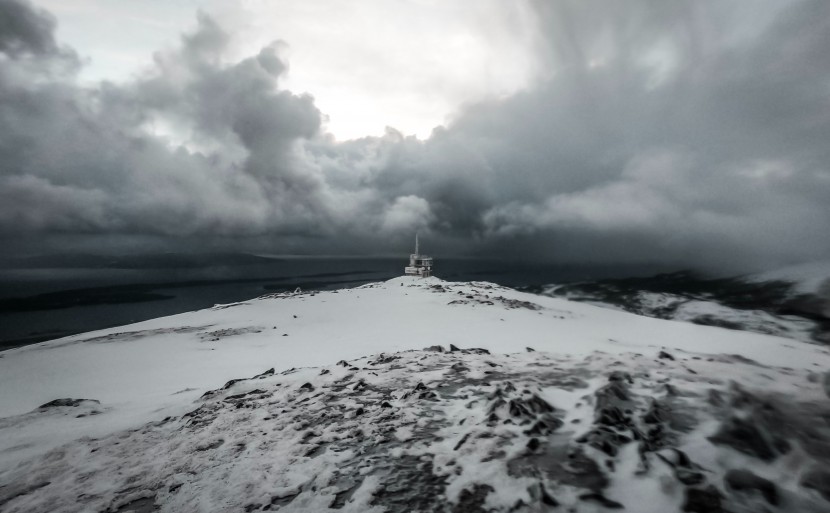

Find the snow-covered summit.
[{"left": 1, "top": 276, "right": 830, "bottom": 511}]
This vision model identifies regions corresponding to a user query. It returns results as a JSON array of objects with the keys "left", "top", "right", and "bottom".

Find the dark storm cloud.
[
  {"left": 0, "top": 3, "right": 329, "bottom": 240},
  {"left": 1, "top": 0, "right": 829, "bottom": 271},
  {"left": 310, "top": 0, "right": 830, "bottom": 269},
  {"left": 0, "top": 0, "right": 56, "bottom": 56}
]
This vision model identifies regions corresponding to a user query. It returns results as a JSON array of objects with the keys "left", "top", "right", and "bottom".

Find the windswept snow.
[
  {"left": 540, "top": 264, "right": 830, "bottom": 344},
  {"left": 1, "top": 277, "right": 830, "bottom": 511},
  {"left": 747, "top": 260, "right": 830, "bottom": 295}
]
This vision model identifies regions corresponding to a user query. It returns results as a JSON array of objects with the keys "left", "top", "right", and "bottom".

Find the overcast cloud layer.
[{"left": 1, "top": 0, "right": 829, "bottom": 272}]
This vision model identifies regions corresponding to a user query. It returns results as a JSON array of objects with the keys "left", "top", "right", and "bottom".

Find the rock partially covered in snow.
[{"left": 3, "top": 346, "right": 830, "bottom": 512}]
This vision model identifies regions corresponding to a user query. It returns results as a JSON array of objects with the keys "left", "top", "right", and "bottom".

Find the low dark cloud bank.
[{"left": 1, "top": 0, "right": 829, "bottom": 272}]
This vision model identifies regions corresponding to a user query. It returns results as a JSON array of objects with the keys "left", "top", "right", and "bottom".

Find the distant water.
[{"left": 0, "top": 255, "right": 666, "bottom": 350}]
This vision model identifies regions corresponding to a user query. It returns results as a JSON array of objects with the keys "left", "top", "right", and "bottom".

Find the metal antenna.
[{"left": 415, "top": 233, "right": 419, "bottom": 256}]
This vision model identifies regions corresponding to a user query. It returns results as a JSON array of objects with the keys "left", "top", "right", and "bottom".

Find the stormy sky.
[{"left": 1, "top": 0, "right": 829, "bottom": 272}]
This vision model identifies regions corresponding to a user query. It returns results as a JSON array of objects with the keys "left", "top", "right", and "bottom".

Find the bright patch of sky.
[{"left": 38, "top": 0, "right": 542, "bottom": 140}]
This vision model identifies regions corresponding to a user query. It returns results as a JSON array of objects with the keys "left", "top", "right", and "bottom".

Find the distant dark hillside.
[{"left": 528, "top": 271, "right": 830, "bottom": 344}]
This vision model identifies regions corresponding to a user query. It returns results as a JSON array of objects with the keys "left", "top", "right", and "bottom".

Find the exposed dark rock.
[
  {"left": 224, "top": 389, "right": 267, "bottom": 401},
  {"left": 538, "top": 484, "right": 558, "bottom": 506},
  {"left": 725, "top": 468, "right": 778, "bottom": 505},
  {"left": 267, "top": 489, "right": 301, "bottom": 510},
  {"left": 656, "top": 449, "right": 706, "bottom": 486},
  {"left": 424, "top": 345, "right": 445, "bottom": 352},
  {"left": 329, "top": 483, "right": 361, "bottom": 509},
  {"left": 801, "top": 467, "right": 830, "bottom": 502},
  {"left": 706, "top": 389, "right": 725, "bottom": 407},
  {"left": 658, "top": 350, "right": 675, "bottom": 360},
  {"left": 707, "top": 416, "right": 789, "bottom": 461},
  {"left": 682, "top": 485, "right": 723, "bottom": 513},
  {"left": 526, "top": 437, "right": 541, "bottom": 452},
  {"left": 450, "top": 344, "right": 461, "bottom": 352},
  {"left": 37, "top": 398, "right": 100, "bottom": 409},
  {"left": 454, "top": 433, "right": 470, "bottom": 451},
  {"left": 0, "top": 481, "right": 52, "bottom": 509},
  {"left": 370, "top": 354, "right": 400, "bottom": 365},
  {"left": 578, "top": 492, "right": 624, "bottom": 509},
  {"left": 113, "top": 496, "right": 158, "bottom": 513},
  {"left": 526, "top": 347, "right": 536, "bottom": 352},
  {"left": 453, "top": 484, "right": 494, "bottom": 513},
  {"left": 451, "top": 362, "right": 469, "bottom": 372},
  {"left": 371, "top": 458, "right": 446, "bottom": 511},
  {"left": 252, "top": 368, "right": 275, "bottom": 379}
]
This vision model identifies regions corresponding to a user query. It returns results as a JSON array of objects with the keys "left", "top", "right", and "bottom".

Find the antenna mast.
[{"left": 415, "top": 233, "right": 419, "bottom": 256}]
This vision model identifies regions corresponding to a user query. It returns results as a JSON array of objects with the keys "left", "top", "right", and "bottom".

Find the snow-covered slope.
[{"left": 1, "top": 277, "right": 829, "bottom": 512}]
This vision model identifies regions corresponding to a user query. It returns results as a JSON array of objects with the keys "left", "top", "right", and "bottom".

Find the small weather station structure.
[{"left": 404, "top": 234, "right": 433, "bottom": 277}]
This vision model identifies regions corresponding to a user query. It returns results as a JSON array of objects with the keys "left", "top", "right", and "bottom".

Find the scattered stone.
[
  {"left": 453, "top": 484, "right": 494, "bottom": 513},
  {"left": 299, "top": 382, "right": 314, "bottom": 391},
  {"left": 658, "top": 351, "right": 675, "bottom": 360},
  {"left": 526, "top": 347, "right": 535, "bottom": 352}
]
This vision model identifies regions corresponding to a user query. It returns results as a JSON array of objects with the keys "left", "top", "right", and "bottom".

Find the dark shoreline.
[{"left": 0, "top": 273, "right": 395, "bottom": 351}]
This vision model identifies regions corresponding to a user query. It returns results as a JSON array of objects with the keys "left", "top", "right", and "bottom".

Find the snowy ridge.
[
  {"left": 539, "top": 264, "right": 830, "bottom": 344},
  {"left": 1, "top": 277, "right": 830, "bottom": 511},
  {"left": 746, "top": 260, "right": 830, "bottom": 295}
]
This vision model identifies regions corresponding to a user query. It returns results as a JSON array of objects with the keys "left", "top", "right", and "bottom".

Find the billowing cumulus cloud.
[{"left": 1, "top": 0, "right": 829, "bottom": 272}]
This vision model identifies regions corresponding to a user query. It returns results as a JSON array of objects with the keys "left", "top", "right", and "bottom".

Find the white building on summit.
[{"left": 404, "top": 234, "right": 433, "bottom": 277}]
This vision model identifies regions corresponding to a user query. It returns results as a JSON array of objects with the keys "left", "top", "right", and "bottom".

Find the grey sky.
[{"left": 1, "top": 0, "right": 829, "bottom": 272}]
